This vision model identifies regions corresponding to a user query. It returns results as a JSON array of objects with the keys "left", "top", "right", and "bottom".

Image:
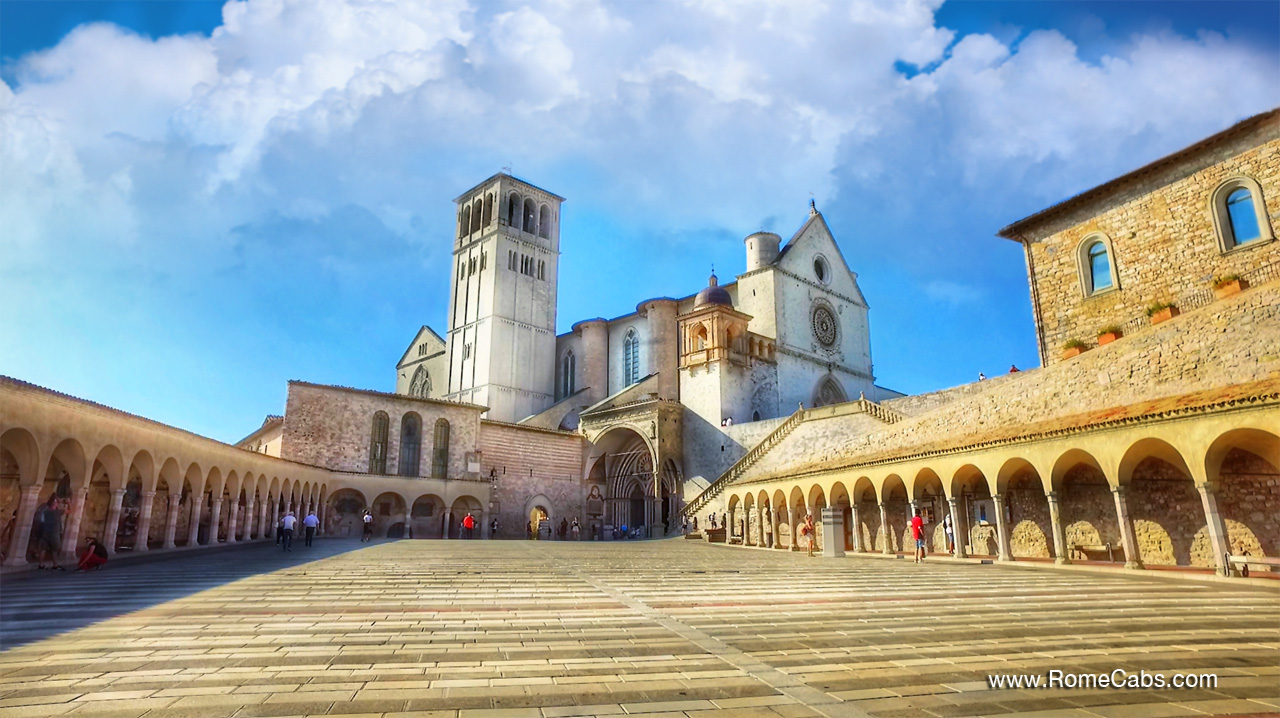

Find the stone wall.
[
  {"left": 477, "top": 420, "right": 585, "bottom": 540},
  {"left": 282, "top": 382, "right": 481, "bottom": 479},
  {"left": 1008, "top": 472, "right": 1053, "bottom": 558},
  {"left": 1216, "top": 447, "right": 1280, "bottom": 559},
  {"left": 1012, "top": 117, "right": 1279, "bottom": 363}
]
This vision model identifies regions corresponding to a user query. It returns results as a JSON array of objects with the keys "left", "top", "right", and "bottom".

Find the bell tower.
[{"left": 444, "top": 173, "right": 563, "bottom": 423}]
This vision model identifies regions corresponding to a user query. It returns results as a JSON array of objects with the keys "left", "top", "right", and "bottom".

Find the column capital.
[
  {"left": 142, "top": 490, "right": 156, "bottom": 499},
  {"left": 1195, "top": 481, "right": 1219, "bottom": 495},
  {"left": 111, "top": 488, "right": 127, "bottom": 498},
  {"left": 1046, "top": 490, "right": 1060, "bottom": 501},
  {"left": 1111, "top": 484, "right": 1128, "bottom": 497},
  {"left": 992, "top": 493, "right": 1005, "bottom": 503}
]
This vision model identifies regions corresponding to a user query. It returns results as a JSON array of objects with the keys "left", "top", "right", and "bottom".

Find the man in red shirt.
[
  {"left": 462, "top": 512, "right": 476, "bottom": 539},
  {"left": 911, "top": 510, "right": 926, "bottom": 563}
]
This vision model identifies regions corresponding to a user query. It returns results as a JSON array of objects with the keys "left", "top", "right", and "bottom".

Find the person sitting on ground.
[{"left": 77, "top": 537, "right": 108, "bottom": 571}]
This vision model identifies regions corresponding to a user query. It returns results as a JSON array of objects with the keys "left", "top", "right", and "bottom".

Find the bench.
[
  {"left": 1069, "top": 542, "right": 1116, "bottom": 562},
  {"left": 1226, "top": 553, "right": 1280, "bottom": 578}
]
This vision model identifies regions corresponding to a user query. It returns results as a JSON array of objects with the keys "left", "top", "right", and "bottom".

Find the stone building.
[
  {"left": 690, "top": 109, "right": 1280, "bottom": 577},
  {"left": 0, "top": 110, "right": 1275, "bottom": 576}
]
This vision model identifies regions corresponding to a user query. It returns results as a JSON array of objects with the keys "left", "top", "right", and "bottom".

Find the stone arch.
[
  {"left": 0, "top": 428, "right": 40, "bottom": 563},
  {"left": 951, "top": 464, "right": 996, "bottom": 557},
  {"left": 449, "top": 495, "right": 484, "bottom": 539},
  {"left": 998, "top": 457, "right": 1052, "bottom": 559},
  {"left": 371, "top": 491, "right": 408, "bottom": 538},
  {"left": 411, "top": 493, "right": 445, "bottom": 539},
  {"left": 811, "top": 374, "right": 847, "bottom": 408},
  {"left": 787, "top": 485, "right": 806, "bottom": 549},
  {"left": 741, "top": 491, "right": 755, "bottom": 544},
  {"left": 326, "top": 488, "right": 367, "bottom": 538},
  {"left": 591, "top": 427, "right": 654, "bottom": 534},
  {"left": 1051, "top": 448, "right": 1119, "bottom": 562},
  {"left": 913, "top": 468, "right": 947, "bottom": 552},
  {"left": 523, "top": 197, "right": 537, "bottom": 233},
  {"left": 152, "top": 457, "right": 182, "bottom": 548},
  {"left": 1202, "top": 428, "right": 1280, "bottom": 566},
  {"left": 808, "top": 484, "right": 827, "bottom": 551},
  {"left": 755, "top": 489, "right": 772, "bottom": 548},
  {"left": 851, "top": 477, "right": 877, "bottom": 553},
  {"left": 830, "top": 481, "right": 852, "bottom": 551},
  {"left": 726, "top": 493, "right": 740, "bottom": 536},
  {"left": 770, "top": 489, "right": 789, "bottom": 549},
  {"left": 526, "top": 493, "right": 553, "bottom": 539},
  {"left": 538, "top": 203, "right": 552, "bottom": 238},
  {"left": 1118, "top": 438, "right": 1198, "bottom": 566},
  {"left": 880, "top": 474, "right": 908, "bottom": 554}
]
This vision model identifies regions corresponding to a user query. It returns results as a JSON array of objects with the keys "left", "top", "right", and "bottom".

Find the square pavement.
[{"left": 1, "top": 540, "right": 1277, "bottom": 718}]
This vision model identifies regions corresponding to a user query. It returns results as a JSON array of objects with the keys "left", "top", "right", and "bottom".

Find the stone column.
[
  {"left": 207, "top": 497, "right": 223, "bottom": 545},
  {"left": 226, "top": 501, "right": 239, "bottom": 544},
  {"left": 851, "top": 505, "right": 862, "bottom": 553},
  {"left": 992, "top": 494, "right": 1012, "bottom": 561},
  {"left": 134, "top": 491, "right": 155, "bottom": 552},
  {"left": 257, "top": 499, "right": 268, "bottom": 539},
  {"left": 163, "top": 494, "right": 181, "bottom": 548},
  {"left": 185, "top": 495, "right": 203, "bottom": 548},
  {"left": 1196, "top": 482, "right": 1232, "bottom": 575},
  {"left": 1046, "top": 491, "right": 1069, "bottom": 565},
  {"left": 2, "top": 485, "right": 42, "bottom": 567},
  {"left": 879, "top": 502, "right": 891, "bottom": 554},
  {"left": 58, "top": 487, "right": 90, "bottom": 564},
  {"left": 821, "top": 507, "right": 844, "bottom": 558},
  {"left": 242, "top": 497, "right": 255, "bottom": 540},
  {"left": 947, "top": 497, "right": 966, "bottom": 559},
  {"left": 102, "top": 489, "right": 126, "bottom": 555},
  {"left": 1111, "top": 486, "right": 1143, "bottom": 569}
]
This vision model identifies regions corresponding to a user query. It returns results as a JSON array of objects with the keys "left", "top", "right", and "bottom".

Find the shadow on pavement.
[{"left": 0, "top": 538, "right": 373, "bottom": 650}]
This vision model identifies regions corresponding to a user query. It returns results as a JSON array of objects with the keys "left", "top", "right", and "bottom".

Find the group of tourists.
[
  {"left": 275, "top": 509, "right": 320, "bottom": 551},
  {"left": 910, "top": 508, "right": 954, "bottom": 563},
  {"left": 528, "top": 516, "right": 582, "bottom": 540},
  {"left": 23, "top": 494, "right": 112, "bottom": 572}
]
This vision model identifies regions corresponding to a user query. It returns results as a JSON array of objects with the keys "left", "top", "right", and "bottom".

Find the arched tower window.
[
  {"left": 561, "top": 351, "right": 576, "bottom": 398},
  {"left": 523, "top": 198, "right": 537, "bottom": 234},
  {"left": 1211, "top": 177, "right": 1273, "bottom": 251},
  {"left": 368, "top": 411, "right": 389, "bottom": 474},
  {"left": 624, "top": 330, "right": 640, "bottom": 386},
  {"left": 431, "top": 419, "right": 450, "bottom": 478},
  {"left": 507, "top": 193, "right": 520, "bottom": 227},
  {"left": 398, "top": 413, "right": 422, "bottom": 477},
  {"left": 459, "top": 206, "right": 471, "bottom": 238},
  {"left": 538, "top": 204, "right": 551, "bottom": 238},
  {"left": 482, "top": 193, "right": 493, "bottom": 227},
  {"left": 470, "top": 200, "right": 482, "bottom": 233},
  {"left": 694, "top": 324, "right": 708, "bottom": 350},
  {"left": 1076, "top": 233, "right": 1119, "bottom": 297},
  {"left": 409, "top": 365, "right": 431, "bottom": 398}
]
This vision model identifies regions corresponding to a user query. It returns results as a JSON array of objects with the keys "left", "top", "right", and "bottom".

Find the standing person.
[
  {"left": 558, "top": 517, "right": 568, "bottom": 540},
  {"left": 803, "top": 514, "right": 816, "bottom": 557},
  {"left": 571, "top": 518, "right": 580, "bottom": 541},
  {"left": 943, "top": 512, "right": 954, "bottom": 554},
  {"left": 303, "top": 511, "right": 319, "bottom": 547},
  {"left": 280, "top": 511, "right": 296, "bottom": 552},
  {"left": 526, "top": 521, "right": 533, "bottom": 540},
  {"left": 462, "top": 512, "right": 476, "bottom": 539},
  {"left": 36, "top": 496, "right": 65, "bottom": 570},
  {"left": 911, "top": 509, "right": 926, "bottom": 563},
  {"left": 709, "top": 513, "right": 716, "bottom": 529},
  {"left": 490, "top": 517, "right": 498, "bottom": 538},
  {"left": 361, "top": 510, "right": 374, "bottom": 542}
]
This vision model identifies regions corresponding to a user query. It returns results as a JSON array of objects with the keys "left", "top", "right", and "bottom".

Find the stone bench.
[
  {"left": 1226, "top": 554, "right": 1280, "bottom": 578},
  {"left": 1070, "top": 543, "right": 1117, "bottom": 562}
]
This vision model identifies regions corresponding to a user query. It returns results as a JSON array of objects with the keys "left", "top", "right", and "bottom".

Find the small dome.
[{"left": 694, "top": 273, "right": 733, "bottom": 308}]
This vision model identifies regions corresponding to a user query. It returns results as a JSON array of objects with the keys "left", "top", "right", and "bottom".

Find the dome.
[{"left": 694, "top": 273, "right": 733, "bottom": 308}]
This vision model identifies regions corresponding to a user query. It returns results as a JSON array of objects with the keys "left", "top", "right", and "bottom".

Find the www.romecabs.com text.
[{"left": 988, "top": 670, "right": 1218, "bottom": 690}]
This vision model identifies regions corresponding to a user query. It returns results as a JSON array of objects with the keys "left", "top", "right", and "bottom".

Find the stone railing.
[
  {"left": 856, "top": 395, "right": 906, "bottom": 424},
  {"left": 683, "top": 406, "right": 807, "bottom": 518}
]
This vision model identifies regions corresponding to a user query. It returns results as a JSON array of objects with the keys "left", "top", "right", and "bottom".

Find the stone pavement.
[{"left": 0, "top": 540, "right": 1277, "bottom": 718}]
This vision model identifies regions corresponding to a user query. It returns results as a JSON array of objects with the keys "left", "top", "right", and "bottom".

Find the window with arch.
[
  {"left": 694, "top": 324, "right": 708, "bottom": 350},
  {"left": 538, "top": 204, "right": 551, "bottom": 238},
  {"left": 561, "top": 351, "right": 576, "bottom": 399},
  {"left": 507, "top": 193, "right": 520, "bottom": 226},
  {"left": 623, "top": 330, "right": 640, "bottom": 386},
  {"left": 459, "top": 206, "right": 471, "bottom": 238},
  {"left": 1211, "top": 177, "right": 1272, "bottom": 251},
  {"left": 368, "top": 411, "right": 389, "bottom": 474},
  {"left": 398, "top": 413, "right": 422, "bottom": 477},
  {"left": 1077, "top": 234, "right": 1118, "bottom": 296},
  {"left": 431, "top": 418, "right": 450, "bottom": 478},
  {"left": 470, "top": 200, "right": 482, "bottom": 233},
  {"left": 482, "top": 193, "right": 493, "bottom": 226},
  {"left": 409, "top": 365, "right": 431, "bottom": 398},
  {"left": 523, "top": 198, "right": 537, "bottom": 233}
]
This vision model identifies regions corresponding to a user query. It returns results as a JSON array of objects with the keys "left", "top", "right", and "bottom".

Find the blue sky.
[{"left": 1, "top": 0, "right": 1277, "bottom": 443}]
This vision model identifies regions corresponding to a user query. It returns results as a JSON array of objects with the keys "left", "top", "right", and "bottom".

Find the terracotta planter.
[
  {"left": 1149, "top": 306, "right": 1179, "bottom": 325},
  {"left": 1213, "top": 279, "right": 1246, "bottom": 300},
  {"left": 1097, "top": 331, "right": 1121, "bottom": 346},
  {"left": 1062, "top": 346, "right": 1085, "bottom": 359}
]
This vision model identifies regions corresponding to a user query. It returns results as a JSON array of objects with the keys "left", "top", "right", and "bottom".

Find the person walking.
[
  {"left": 490, "top": 517, "right": 498, "bottom": 538},
  {"left": 35, "top": 496, "right": 65, "bottom": 570},
  {"left": 526, "top": 521, "right": 534, "bottom": 540},
  {"left": 280, "top": 511, "right": 296, "bottom": 552},
  {"left": 943, "top": 512, "right": 954, "bottom": 554},
  {"left": 571, "top": 518, "right": 580, "bottom": 541},
  {"left": 462, "top": 512, "right": 476, "bottom": 539},
  {"left": 911, "top": 509, "right": 926, "bottom": 563},
  {"left": 558, "top": 517, "right": 568, "bottom": 540},
  {"left": 802, "top": 514, "right": 816, "bottom": 557},
  {"left": 303, "top": 511, "right": 319, "bottom": 547},
  {"left": 361, "top": 510, "right": 374, "bottom": 542}
]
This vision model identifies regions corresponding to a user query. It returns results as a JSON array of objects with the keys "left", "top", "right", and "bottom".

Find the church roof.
[
  {"left": 453, "top": 172, "right": 566, "bottom": 202},
  {"left": 693, "top": 273, "right": 733, "bottom": 308}
]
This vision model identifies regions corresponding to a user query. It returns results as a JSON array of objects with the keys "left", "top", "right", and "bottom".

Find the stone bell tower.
[
  {"left": 443, "top": 174, "right": 564, "bottom": 423},
  {"left": 677, "top": 273, "right": 756, "bottom": 427}
]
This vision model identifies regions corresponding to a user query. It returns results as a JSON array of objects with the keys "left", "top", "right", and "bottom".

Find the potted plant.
[
  {"left": 1097, "top": 325, "right": 1123, "bottom": 345},
  {"left": 1147, "top": 301, "right": 1178, "bottom": 325},
  {"left": 1213, "top": 274, "right": 1247, "bottom": 299},
  {"left": 1062, "top": 338, "right": 1088, "bottom": 359}
]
